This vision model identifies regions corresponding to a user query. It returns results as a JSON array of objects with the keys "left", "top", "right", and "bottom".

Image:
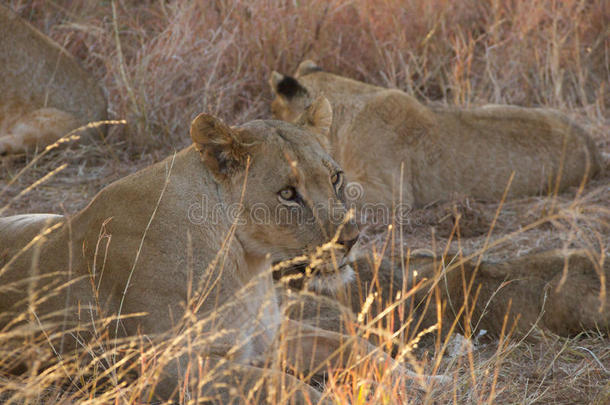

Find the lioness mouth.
[
  {"left": 272, "top": 258, "right": 354, "bottom": 293},
  {"left": 307, "top": 263, "right": 354, "bottom": 293}
]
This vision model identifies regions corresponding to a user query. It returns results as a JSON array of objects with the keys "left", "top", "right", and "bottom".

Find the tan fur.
[
  {"left": 280, "top": 250, "right": 609, "bottom": 340},
  {"left": 0, "top": 5, "right": 106, "bottom": 154},
  {"left": 0, "top": 107, "right": 79, "bottom": 154},
  {"left": 270, "top": 61, "right": 602, "bottom": 209},
  {"left": 0, "top": 106, "right": 443, "bottom": 402}
]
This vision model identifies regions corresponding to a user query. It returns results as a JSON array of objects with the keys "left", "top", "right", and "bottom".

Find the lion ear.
[
  {"left": 296, "top": 60, "right": 322, "bottom": 77},
  {"left": 269, "top": 71, "right": 284, "bottom": 94},
  {"left": 269, "top": 72, "right": 308, "bottom": 100},
  {"left": 297, "top": 95, "right": 333, "bottom": 150},
  {"left": 190, "top": 113, "right": 248, "bottom": 180}
]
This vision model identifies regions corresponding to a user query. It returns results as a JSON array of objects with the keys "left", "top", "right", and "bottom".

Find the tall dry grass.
[
  {"left": 1, "top": 0, "right": 609, "bottom": 404},
  {"left": 7, "top": 0, "right": 609, "bottom": 149}
]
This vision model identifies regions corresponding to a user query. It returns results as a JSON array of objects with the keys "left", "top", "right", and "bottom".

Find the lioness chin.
[
  {"left": 0, "top": 97, "right": 442, "bottom": 403},
  {"left": 270, "top": 60, "right": 602, "bottom": 211}
]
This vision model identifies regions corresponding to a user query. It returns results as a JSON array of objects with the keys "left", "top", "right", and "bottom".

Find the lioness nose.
[{"left": 336, "top": 216, "right": 359, "bottom": 251}]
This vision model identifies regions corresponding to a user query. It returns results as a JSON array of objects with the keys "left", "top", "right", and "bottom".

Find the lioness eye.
[
  {"left": 279, "top": 187, "right": 297, "bottom": 201},
  {"left": 331, "top": 171, "right": 344, "bottom": 191}
]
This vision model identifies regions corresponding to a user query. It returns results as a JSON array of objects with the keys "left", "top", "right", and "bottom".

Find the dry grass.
[
  {"left": 1, "top": 0, "right": 609, "bottom": 403},
  {"left": 6, "top": 0, "right": 609, "bottom": 149}
]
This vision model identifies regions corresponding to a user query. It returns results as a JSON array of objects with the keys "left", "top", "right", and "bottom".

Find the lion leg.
[
  {"left": 151, "top": 354, "right": 326, "bottom": 404},
  {"left": 0, "top": 133, "right": 22, "bottom": 155},
  {"left": 542, "top": 270, "right": 609, "bottom": 336},
  {"left": 0, "top": 108, "right": 78, "bottom": 155}
]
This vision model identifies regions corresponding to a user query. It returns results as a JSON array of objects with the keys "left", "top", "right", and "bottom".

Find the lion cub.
[{"left": 270, "top": 61, "right": 602, "bottom": 210}]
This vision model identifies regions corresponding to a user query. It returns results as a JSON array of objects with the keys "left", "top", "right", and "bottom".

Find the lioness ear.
[
  {"left": 269, "top": 71, "right": 284, "bottom": 94},
  {"left": 297, "top": 95, "right": 333, "bottom": 149},
  {"left": 190, "top": 113, "right": 247, "bottom": 180},
  {"left": 270, "top": 73, "right": 308, "bottom": 100},
  {"left": 296, "top": 60, "right": 322, "bottom": 77}
]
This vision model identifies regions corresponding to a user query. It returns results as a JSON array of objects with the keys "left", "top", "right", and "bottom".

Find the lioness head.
[{"left": 190, "top": 96, "right": 358, "bottom": 291}]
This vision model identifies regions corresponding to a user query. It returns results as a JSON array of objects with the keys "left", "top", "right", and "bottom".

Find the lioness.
[
  {"left": 269, "top": 61, "right": 602, "bottom": 209},
  {"left": 281, "top": 250, "right": 609, "bottom": 340},
  {"left": 0, "top": 5, "right": 106, "bottom": 154},
  {"left": 0, "top": 99, "right": 438, "bottom": 402}
]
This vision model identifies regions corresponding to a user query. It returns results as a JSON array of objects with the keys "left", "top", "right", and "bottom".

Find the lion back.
[{"left": 0, "top": 214, "right": 64, "bottom": 267}]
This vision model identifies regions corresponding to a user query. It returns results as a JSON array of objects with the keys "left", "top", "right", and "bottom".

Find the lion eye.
[
  {"left": 331, "top": 171, "right": 344, "bottom": 191},
  {"left": 278, "top": 187, "right": 297, "bottom": 201}
]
